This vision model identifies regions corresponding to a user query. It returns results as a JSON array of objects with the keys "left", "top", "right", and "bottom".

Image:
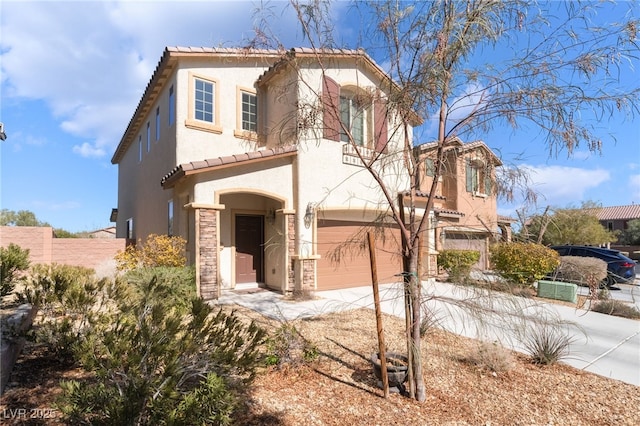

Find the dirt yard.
[{"left": 2, "top": 305, "right": 639, "bottom": 425}]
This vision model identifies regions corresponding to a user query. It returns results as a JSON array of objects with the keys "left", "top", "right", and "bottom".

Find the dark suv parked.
[{"left": 550, "top": 245, "right": 637, "bottom": 286}]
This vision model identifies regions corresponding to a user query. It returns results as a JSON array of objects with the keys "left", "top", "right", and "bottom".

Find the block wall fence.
[{"left": 0, "top": 226, "right": 126, "bottom": 271}]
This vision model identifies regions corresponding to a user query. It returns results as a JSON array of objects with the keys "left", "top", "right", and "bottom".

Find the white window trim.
[{"left": 185, "top": 72, "right": 222, "bottom": 134}]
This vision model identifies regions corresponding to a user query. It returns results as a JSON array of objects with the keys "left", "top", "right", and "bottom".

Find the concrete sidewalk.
[{"left": 217, "top": 281, "right": 640, "bottom": 387}]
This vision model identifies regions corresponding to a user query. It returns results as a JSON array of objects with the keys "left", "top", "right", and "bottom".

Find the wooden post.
[{"left": 368, "top": 231, "right": 389, "bottom": 398}]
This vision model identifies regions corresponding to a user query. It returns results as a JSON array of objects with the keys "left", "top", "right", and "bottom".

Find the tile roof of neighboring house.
[
  {"left": 592, "top": 204, "right": 640, "bottom": 221},
  {"left": 160, "top": 145, "right": 298, "bottom": 188},
  {"left": 416, "top": 137, "right": 502, "bottom": 166}
]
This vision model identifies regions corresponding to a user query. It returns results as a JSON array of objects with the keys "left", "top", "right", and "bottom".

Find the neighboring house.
[
  {"left": 416, "top": 137, "right": 511, "bottom": 271},
  {"left": 111, "top": 47, "right": 419, "bottom": 299},
  {"left": 591, "top": 204, "right": 640, "bottom": 241},
  {"left": 88, "top": 226, "right": 117, "bottom": 239}
]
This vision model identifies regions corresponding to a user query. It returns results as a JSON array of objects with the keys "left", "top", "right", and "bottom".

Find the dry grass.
[{"left": 2, "top": 306, "right": 639, "bottom": 426}]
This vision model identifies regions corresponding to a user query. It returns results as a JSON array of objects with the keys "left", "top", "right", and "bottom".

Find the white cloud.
[
  {"left": 525, "top": 165, "right": 610, "bottom": 207},
  {"left": 73, "top": 142, "right": 106, "bottom": 158},
  {"left": 0, "top": 1, "right": 301, "bottom": 158}
]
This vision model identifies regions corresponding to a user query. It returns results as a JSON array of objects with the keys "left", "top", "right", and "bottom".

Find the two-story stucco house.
[
  {"left": 416, "top": 137, "right": 512, "bottom": 271},
  {"left": 111, "top": 46, "right": 426, "bottom": 299}
]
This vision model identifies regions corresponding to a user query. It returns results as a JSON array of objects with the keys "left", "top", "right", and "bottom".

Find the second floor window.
[
  {"left": 195, "top": 78, "right": 215, "bottom": 123},
  {"left": 155, "top": 107, "right": 160, "bottom": 141},
  {"left": 340, "top": 94, "right": 366, "bottom": 146},
  {"left": 241, "top": 91, "right": 257, "bottom": 132},
  {"left": 146, "top": 122, "right": 151, "bottom": 152},
  {"left": 466, "top": 158, "right": 492, "bottom": 196},
  {"left": 169, "top": 85, "right": 175, "bottom": 126}
]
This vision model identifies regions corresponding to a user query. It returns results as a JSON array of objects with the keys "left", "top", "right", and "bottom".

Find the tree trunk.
[{"left": 405, "top": 247, "right": 426, "bottom": 402}]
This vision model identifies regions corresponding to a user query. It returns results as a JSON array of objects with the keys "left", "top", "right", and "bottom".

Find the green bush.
[
  {"left": 122, "top": 266, "right": 196, "bottom": 314},
  {"left": 18, "top": 263, "right": 105, "bottom": 359},
  {"left": 437, "top": 249, "right": 480, "bottom": 283},
  {"left": 0, "top": 243, "right": 30, "bottom": 297},
  {"left": 490, "top": 242, "right": 560, "bottom": 285},
  {"left": 549, "top": 256, "right": 607, "bottom": 288},
  {"left": 57, "top": 276, "right": 266, "bottom": 425}
]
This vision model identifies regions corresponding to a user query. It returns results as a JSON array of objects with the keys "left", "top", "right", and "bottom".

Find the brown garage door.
[
  {"left": 443, "top": 233, "right": 487, "bottom": 270},
  {"left": 316, "top": 220, "right": 402, "bottom": 290}
]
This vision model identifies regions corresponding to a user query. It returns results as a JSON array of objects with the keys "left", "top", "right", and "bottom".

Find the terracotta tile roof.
[
  {"left": 415, "top": 138, "right": 502, "bottom": 166},
  {"left": 112, "top": 46, "right": 284, "bottom": 164},
  {"left": 400, "top": 190, "right": 446, "bottom": 200},
  {"left": 592, "top": 204, "right": 640, "bottom": 221},
  {"left": 434, "top": 208, "right": 465, "bottom": 217},
  {"left": 498, "top": 215, "right": 517, "bottom": 223},
  {"left": 161, "top": 145, "right": 297, "bottom": 188}
]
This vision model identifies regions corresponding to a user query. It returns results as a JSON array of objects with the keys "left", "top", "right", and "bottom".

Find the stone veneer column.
[
  {"left": 189, "top": 204, "right": 224, "bottom": 300},
  {"left": 285, "top": 213, "right": 296, "bottom": 295}
]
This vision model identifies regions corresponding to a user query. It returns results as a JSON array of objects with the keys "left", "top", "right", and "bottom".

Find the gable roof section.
[
  {"left": 416, "top": 137, "right": 502, "bottom": 166},
  {"left": 256, "top": 47, "right": 422, "bottom": 126},
  {"left": 160, "top": 145, "right": 298, "bottom": 188},
  {"left": 591, "top": 204, "right": 640, "bottom": 221},
  {"left": 111, "top": 46, "right": 284, "bottom": 164}
]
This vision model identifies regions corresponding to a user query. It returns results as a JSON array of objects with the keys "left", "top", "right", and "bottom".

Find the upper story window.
[
  {"left": 425, "top": 158, "right": 435, "bottom": 177},
  {"left": 339, "top": 91, "right": 369, "bottom": 146},
  {"left": 241, "top": 91, "right": 257, "bottom": 132},
  {"left": 138, "top": 135, "right": 142, "bottom": 162},
  {"left": 465, "top": 158, "right": 491, "bottom": 196},
  {"left": 168, "top": 85, "right": 175, "bottom": 127},
  {"left": 155, "top": 107, "right": 160, "bottom": 141},
  {"left": 186, "top": 73, "right": 221, "bottom": 134},
  {"left": 146, "top": 122, "right": 151, "bottom": 152},
  {"left": 322, "top": 76, "right": 388, "bottom": 153},
  {"left": 195, "top": 78, "right": 215, "bottom": 123}
]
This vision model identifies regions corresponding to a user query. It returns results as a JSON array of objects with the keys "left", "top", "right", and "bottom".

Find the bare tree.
[{"left": 251, "top": 0, "right": 640, "bottom": 401}]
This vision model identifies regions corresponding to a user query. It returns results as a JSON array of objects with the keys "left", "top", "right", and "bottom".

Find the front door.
[{"left": 235, "top": 215, "right": 264, "bottom": 283}]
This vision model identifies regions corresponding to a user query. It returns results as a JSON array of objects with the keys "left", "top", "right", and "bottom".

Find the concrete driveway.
[{"left": 218, "top": 280, "right": 640, "bottom": 387}]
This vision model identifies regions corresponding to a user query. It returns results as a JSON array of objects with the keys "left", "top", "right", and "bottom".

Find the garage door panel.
[{"left": 317, "top": 220, "right": 402, "bottom": 290}]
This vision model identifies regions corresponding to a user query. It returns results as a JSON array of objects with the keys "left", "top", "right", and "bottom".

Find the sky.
[{"left": 1, "top": 0, "right": 639, "bottom": 233}]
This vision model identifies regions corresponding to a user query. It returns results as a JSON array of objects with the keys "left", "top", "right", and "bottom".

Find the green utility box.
[{"left": 536, "top": 280, "right": 578, "bottom": 304}]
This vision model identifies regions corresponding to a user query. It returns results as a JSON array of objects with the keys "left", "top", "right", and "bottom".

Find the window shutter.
[
  {"left": 465, "top": 159, "right": 473, "bottom": 192},
  {"left": 484, "top": 168, "right": 492, "bottom": 195},
  {"left": 374, "top": 95, "right": 388, "bottom": 153},
  {"left": 322, "top": 76, "right": 340, "bottom": 141}
]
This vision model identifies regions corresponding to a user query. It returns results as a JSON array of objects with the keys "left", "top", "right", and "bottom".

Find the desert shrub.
[
  {"left": 437, "top": 249, "right": 480, "bottom": 283},
  {"left": 115, "top": 234, "right": 187, "bottom": 271},
  {"left": 265, "top": 323, "right": 318, "bottom": 368},
  {"left": 58, "top": 276, "right": 266, "bottom": 425},
  {"left": 592, "top": 300, "right": 640, "bottom": 319},
  {"left": 549, "top": 256, "right": 607, "bottom": 287},
  {"left": 465, "top": 340, "right": 513, "bottom": 373},
  {"left": 0, "top": 243, "right": 30, "bottom": 297},
  {"left": 18, "top": 263, "right": 106, "bottom": 358},
  {"left": 122, "top": 266, "right": 196, "bottom": 314},
  {"left": 490, "top": 242, "right": 559, "bottom": 285},
  {"left": 522, "top": 322, "right": 574, "bottom": 365}
]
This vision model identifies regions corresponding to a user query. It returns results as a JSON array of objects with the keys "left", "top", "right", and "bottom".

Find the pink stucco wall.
[{"left": 1, "top": 226, "right": 125, "bottom": 271}]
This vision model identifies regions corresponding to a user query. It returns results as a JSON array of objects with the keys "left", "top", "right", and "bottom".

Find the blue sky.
[{"left": 1, "top": 1, "right": 638, "bottom": 232}]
